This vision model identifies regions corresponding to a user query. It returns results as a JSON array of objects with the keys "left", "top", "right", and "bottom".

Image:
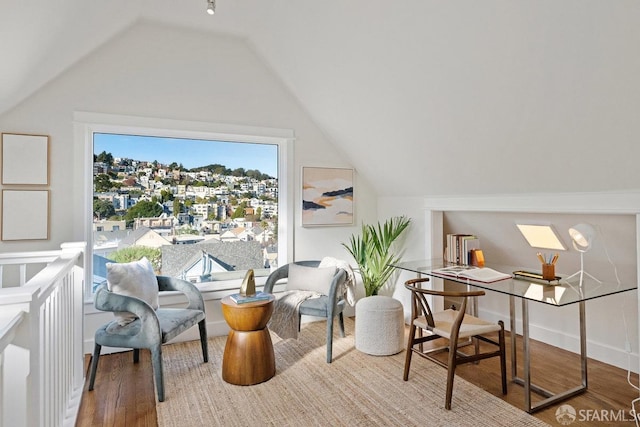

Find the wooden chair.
[{"left": 403, "top": 277, "right": 507, "bottom": 410}]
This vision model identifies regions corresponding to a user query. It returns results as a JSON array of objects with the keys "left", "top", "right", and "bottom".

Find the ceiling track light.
[{"left": 207, "top": 0, "right": 215, "bottom": 15}]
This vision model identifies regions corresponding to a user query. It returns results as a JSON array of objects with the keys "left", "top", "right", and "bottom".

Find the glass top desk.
[{"left": 392, "top": 259, "right": 637, "bottom": 413}]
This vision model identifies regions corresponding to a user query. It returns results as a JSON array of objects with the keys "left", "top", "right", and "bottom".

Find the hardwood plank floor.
[
  {"left": 78, "top": 350, "right": 157, "bottom": 426},
  {"left": 76, "top": 328, "right": 639, "bottom": 427}
]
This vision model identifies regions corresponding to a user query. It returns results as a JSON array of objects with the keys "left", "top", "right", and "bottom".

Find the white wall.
[
  {"left": 244, "top": 2, "right": 640, "bottom": 198},
  {"left": 0, "top": 22, "right": 378, "bottom": 350},
  {"left": 0, "top": 21, "right": 375, "bottom": 261}
]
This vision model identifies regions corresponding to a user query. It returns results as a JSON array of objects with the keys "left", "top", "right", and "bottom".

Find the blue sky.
[{"left": 94, "top": 133, "right": 278, "bottom": 177}]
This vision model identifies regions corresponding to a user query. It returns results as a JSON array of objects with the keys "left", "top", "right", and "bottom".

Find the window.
[{"left": 76, "top": 113, "right": 294, "bottom": 298}]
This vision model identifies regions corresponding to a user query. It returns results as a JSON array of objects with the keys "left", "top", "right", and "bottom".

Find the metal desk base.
[{"left": 509, "top": 296, "right": 588, "bottom": 413}]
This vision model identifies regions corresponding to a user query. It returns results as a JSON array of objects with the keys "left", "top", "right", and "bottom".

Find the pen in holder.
[
  {"left": 542, "top": 263, "right": 555, "bottom": 281},
  {"left": 537, "top": 252, "right": 558, "bottom": 281}
]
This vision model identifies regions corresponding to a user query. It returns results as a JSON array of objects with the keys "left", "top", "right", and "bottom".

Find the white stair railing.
[{"left": 0, "top": 242, "right": 85, "bottom": 427}]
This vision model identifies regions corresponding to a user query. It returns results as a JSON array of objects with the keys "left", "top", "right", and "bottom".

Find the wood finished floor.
[{"left": 77, "top": 325, "right": 640, "bottom": 427}]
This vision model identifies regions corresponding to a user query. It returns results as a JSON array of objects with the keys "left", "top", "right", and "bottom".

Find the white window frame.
[{"left": 74, "top": 112, "right": 294, "bottom": 299}]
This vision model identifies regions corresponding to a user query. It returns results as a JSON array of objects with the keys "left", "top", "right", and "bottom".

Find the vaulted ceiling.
[{"left": 3, "top": 1, "right": 639, "bottom": 197}]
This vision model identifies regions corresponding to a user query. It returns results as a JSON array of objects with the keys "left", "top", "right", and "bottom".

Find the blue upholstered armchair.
[
  {"left": 264, "top": 260, "right": 347, "bottom": 363},
  {"left": 88, "top": 276, "right": 208, "bottom": 402}
]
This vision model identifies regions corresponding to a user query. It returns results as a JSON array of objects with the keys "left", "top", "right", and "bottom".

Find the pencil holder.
[{"left": 542, "top": 263, "right": 555, "bottom": 281}]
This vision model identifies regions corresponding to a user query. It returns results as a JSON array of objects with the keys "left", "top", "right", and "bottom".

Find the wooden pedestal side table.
[{"left": 220, "top": 294, "right": 276, "bottom": 385}]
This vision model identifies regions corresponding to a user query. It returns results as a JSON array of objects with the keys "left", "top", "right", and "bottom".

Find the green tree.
[
  {"left": 93, "top": 199, "right": 116, "bottom": 219},
  {"left": 96, "top": 151, "right": 114, "bottom": 165},
  {"left": 94, "top": 174, "right": 115, "bottom": 192},
  {"left": 173, "top": 198, "right": 182, "bottom": 215},
  {"left": 124, "top": 200, "right": 163, "bottom": 226},
  {"left": 108, "top": 246, "right": 162, "bottom": 272},
  {"left": 272, "top": 216, "right": 278, "bottom": 239},
  {"left": 232, "top": 201, "right": 248, "bottom": 219},
  {"left": 160, "top": 189, "right": 173, "bottom": 203}
]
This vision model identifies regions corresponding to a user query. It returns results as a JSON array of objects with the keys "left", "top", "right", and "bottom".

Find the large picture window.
[{"left": 76, "top": 113, "right": 294, "bottom": 297}]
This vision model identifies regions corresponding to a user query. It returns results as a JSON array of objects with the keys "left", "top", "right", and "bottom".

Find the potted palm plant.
[{"left": 342, "top": 216, "right": 411, "bottom": 296}]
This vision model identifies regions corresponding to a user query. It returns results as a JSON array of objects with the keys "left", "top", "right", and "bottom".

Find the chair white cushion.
[
  {"left": 107, "top": 257, "right": 159, "bottom": 325},
  {"left": 414, "top": 309, "right": 501, "bottom": 340},
  {"left": 285, "top": 263, "right": 336, "bottom": 295}
]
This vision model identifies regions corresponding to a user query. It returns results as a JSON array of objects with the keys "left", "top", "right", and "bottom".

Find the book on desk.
[
  {"left": 230, "top": 291, "right": 271, "bottom": 304},
  {"left": 432, "top": 265, "right": 512, "bottom": 283}
]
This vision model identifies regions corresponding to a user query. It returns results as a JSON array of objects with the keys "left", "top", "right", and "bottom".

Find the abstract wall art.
[{"left": 301, "top": 167, "right": 354, "bottom": 227}]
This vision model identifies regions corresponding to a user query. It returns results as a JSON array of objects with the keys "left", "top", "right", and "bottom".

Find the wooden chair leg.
[
  {"left": 88, "top": 343, "right": 102, "bottom": 391},
  {"left": 445, "top": 340, "right": 459, "bottom": 410},
  {"left": 338, "top": 312, "right": 345, "bottom": 337},
  {"left": 133, "top": 348, "right": 140, "bottom": 363},
  {"left": 403, "top": 324, "right": 416, "bottom": 381}
]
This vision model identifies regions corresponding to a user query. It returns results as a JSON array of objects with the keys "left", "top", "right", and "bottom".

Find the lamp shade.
[{"left": 568, "top": 223, "right": 595, "bottom": 252}]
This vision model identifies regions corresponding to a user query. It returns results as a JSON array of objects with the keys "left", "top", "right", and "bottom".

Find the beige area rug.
[{"left": 157, "top": 317, "right": 550, "bottom": 427}]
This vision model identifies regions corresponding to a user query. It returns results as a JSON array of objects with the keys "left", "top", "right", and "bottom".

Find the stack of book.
[
  {"left": 445, "top": 234, "right": 480, "bottom": 265},
  {"left": 229, "top": 291, "right": 271, "bottom": 304}
]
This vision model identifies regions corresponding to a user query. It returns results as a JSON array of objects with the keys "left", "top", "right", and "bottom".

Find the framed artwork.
[
  {"left": 302, "top": 166, "right": 354, "bottom": 227},
  {"left": 1, "top": 190, "right": 50, "bottom": 241},
  {"left": 1, "top": 133, "right": 50, "bottom": 185}
]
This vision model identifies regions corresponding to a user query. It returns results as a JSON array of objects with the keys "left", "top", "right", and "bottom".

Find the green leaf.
[{"left": 342, "top": 216, "right": 411, "bottom": 297}]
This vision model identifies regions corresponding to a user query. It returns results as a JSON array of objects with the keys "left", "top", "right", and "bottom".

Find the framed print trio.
[
  {"left": 302, "top": 166, "right": 354, "bottom": 227},
  {"left": 1, "top": 133, "right": 51, "bottom": 241}
]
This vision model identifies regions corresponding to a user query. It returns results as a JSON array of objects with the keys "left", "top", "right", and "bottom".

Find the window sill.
[{"left": 84, "top": 276, "right": 270, "bottom": 311}]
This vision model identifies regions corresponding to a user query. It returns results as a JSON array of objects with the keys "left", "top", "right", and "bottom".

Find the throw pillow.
[
  {"left": 106, "top": 257, "right": 159, "bottom": 325},
  {"left": 286, "top": 263, "right": 337, "bottom": 295}
]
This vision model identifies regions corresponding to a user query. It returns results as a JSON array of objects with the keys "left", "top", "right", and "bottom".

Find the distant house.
[
  {"left": 133, "top": 213, "right": 175, "bottom": 236},
  {"left": 177, "top": 251, "right": 234, "bottom": 282},
  {"left": 118, "top": 226, "right": 171, "bottom": 249},
  {"left": 263, "top": 245, "right": 278, "bottom": 269},
  {"left": 161, "top": 240, "right": 264, "bottom": 282},
  {"left": 220, "top": 227, "right": 245, "bottom": 242},
  {"left": 93, "top": 229, "right": 130, "bottom": 258},
  {"left": 93, "top": 220, "right": 125, "bottom": 232}
]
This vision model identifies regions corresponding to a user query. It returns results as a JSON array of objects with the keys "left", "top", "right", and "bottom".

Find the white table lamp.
[{"left": 564, "top": 223, "right": 601, "bottom": 284}]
